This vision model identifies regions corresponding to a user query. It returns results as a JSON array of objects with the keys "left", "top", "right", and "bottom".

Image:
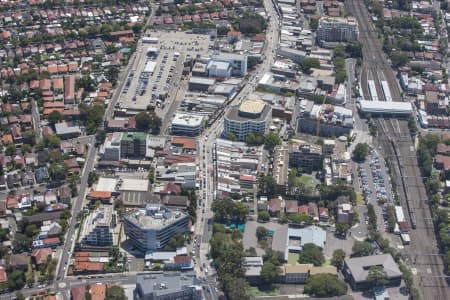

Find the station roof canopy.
[{"left": 358, "top": 100, "right": 413, "bottom": 115}]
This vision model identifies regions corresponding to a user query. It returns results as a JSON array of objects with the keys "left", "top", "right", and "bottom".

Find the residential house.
[
  {"left": 71, "top": 286, "right": 86, "bottom": 300},
  {"left": 58, "top": 186, "right": 72, "bottom": 204},
  {"left": 31, "top": 247, "right": 52, "bottom": 266},
  {"left": 268, "top": 198, "right": 282, "bottom": 216},
  {"left": 0, "top": 266, "right": 6, "bottom": 283},
  {"left": 9, "top": 253, "right": 28, "bottom": 270}
]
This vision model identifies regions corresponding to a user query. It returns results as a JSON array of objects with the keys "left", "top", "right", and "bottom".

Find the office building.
[
  {"left": 207, "top": 60, "right": 232, "bottom": 79},
  {"left": 171, "top": 113, "right": 204, "bottom": 137},
  {"left": 80, "top": 205, "right": 116, "bottom": 246},
  {"left": 135, "top": 272, "right": 201, "bottom": 300},
  {"left": 211, "top": 52, "right": 248, "bottom": 76},
  {"left": 223, "top": 99, "right": 271, "bottom": 141},
  {"left": 289, "top": 142, "right": 323, "bottom": 171},
  {"left": 100, "top": 132, "right": 121, "bottom": 161},
  {"left": 276, "top": 47, "right": 307, "bottom": 64},
  {"left": 343, "top": 254, "right": 402, "bottom": 290},
  {"left": 316, "top": 16, "right": 359, "bottom": 43},
  {"left": 124, "top": 205, "right": 189, "bottom": 252},
  {"left": 120, "top": 132, "right": 147, "bottom": 158}
]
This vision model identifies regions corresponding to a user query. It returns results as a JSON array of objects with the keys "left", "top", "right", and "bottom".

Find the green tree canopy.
[
  {"left": 331, "top": 249, "right": 346, "bottom": 270},
  {"left": 301, "top": 57, "right": 320, "bottom": 74},
  {"left": 256, "top": 226, "right": 269, "bottom": 241},
  {"left": 366, "top": 266, "right": 389, "bottom": 288},
  {"left": 7, "top": 270, "right": 26, "bottom": 290},
  {"left": 260, "top": 261, "right": 280, "bottom": 289},
  {"left": 48, "top": 110, "right": 63, "bottom": 125},
  {"left": 298, "top": 243, "right": 325, "bottom": 266},
  {"left": 106, "top": 285, "right": 127, "bottom": 300},
  {"left": 246, "top": 132, "right": 264, "bottom": 146},
  {"left": 258, "top": 211, "right": 270, "bottom": 223},
  {"left": 352, "top": 241, "right": 374, "bottom": 257},
  {"left": 352, "top": 143, "right": 369, "bottom": 162},
  {"left": 335, "top": 223, "right": 349, "bottom": 237},
  {"left": 264, "top": 132, "right": 281, "bottom": 150},
  {"left": 135, "top": 111, "right": 162, "bottom": 134},
  {"left": 212, "top": 199, "right": 248, "bottom": 224},
  {"left": 304, "top": 274, "right": 347, "bottom": 297}
]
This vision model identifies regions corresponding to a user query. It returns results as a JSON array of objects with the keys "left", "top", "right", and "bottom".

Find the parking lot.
[
  {"left": 117, "top": 30, "right": 211, "bottom": 121},
  {"left": 356, "top": 149, "right": 396, "bottom": 234}
]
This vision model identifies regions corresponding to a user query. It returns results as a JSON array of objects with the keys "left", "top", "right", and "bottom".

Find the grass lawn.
[
  {"left": 288, "top": 252, "right": 299, "bottom": 264},
  {"left": 323, "top": 259, "right": 331, "bottom": 266},
  {"left": 297, "top": 175, "right": 316, "bottom": 189},
  {"left": 356, "top": 192, "right": 364, "bottom": 205},
  {"left": 247, "top": 287, "right": 280, "bottom": 297}
]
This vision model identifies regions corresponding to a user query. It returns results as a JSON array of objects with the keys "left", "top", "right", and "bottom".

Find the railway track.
[{"left": 346, "top": 0, "right": 450, "bottom": 298}]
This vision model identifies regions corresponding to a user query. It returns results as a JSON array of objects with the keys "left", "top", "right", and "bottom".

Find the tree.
[
  {"left": 246, "top": 132, "right": 264, "bottom": 146},
  {"left": 105, "top": 286, "right": 127, "bottom": 300},
  {"left": 408, "top": 116, "right": 418, "bottom": 135},
  {"left": 346, "top": 41, "right": 363, "bottom": 58},
  {"left": 44, "top": 134, "right": 61, "bottom": 148},
  {"left": 258, "top": 175, "right": 276, "bottom": 197},
  {"left": 135, "top": 111, "right": 162, "bottom": 134},
  {"left": 391, "top": 51, "right": 409, "bottom": 67},
  {"left": 5, "top": 144, "right": 16, "bottom": 156},
  {"left": 352, "top": 143, "right": 369, "bottom": 162},
  {"left": 226, "top": 132, "right": 237, "bottom": 141},
  {"left": 12, "top": 233, "right": 31, "bottom": 253},
  {"left": 298, "top": 243, "right": 325, "bottom": 266},
  {"left": 21, "top": 144, "right": 32, "bottom": 153},
  {"left": 212, "top": 199, "right": 248, "bottom": 224},
  {"left": 135, "top": 111, "right": 151, "bottom": 130},
  {"left": 260, "top": 262, "right": 280, "bottom": 289},
  {"left": 263, "top": 249, "right": 285, "bottom": 266},
  {"left": 366, "top": 266, "right": 389, "bottom": 288},
  {"left": 47, "top": 110, "right": 63, "bottom": 125},
  {"left": 331, "top": 249, "right": 346, "bottom": 270},
  {"left": 7, "top": 270, "right": 26, "bottom": 290},
  {"left": 88, "top": 171, "right": 98, "bottom": 187},
  {"left": 258, "top": 211, "right": 270, "bottom": 223},
  {"left": 247, "top": 56, "right": 260, "bottom": 69},
  {"left": 15, "top": 291, "right": 25, "bottom": 300},
  {"left": 301, "top": 57, "right": 320, "bottom": 74},
  {"left": 335, "top": 223, "right": 349, "bottom": 237},
  {"left": 304, "top": 274, "right": 347, "bottom": 297},
  {"left": 352, "top": 241, "right": 374, "bottom": 257},
  {"left": 264, "top": 132, "right": 281, "bottom": 151},
  {"left": 256, "top": 226, "right": 269, "bottom": 241}
]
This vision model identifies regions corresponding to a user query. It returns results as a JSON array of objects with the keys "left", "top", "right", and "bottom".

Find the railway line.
[{"left": 346, "top": 0, "right": 450, "bottom": 298}]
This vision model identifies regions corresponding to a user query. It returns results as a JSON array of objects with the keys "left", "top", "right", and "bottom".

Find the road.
[
  {"left": 346, "top": 1, "right": 450, "bottom": 299},
  {"left": 31, "top": 99, "right": 42, "bottom": 143},
  {"left": 192, "top": 0, "right": 280, "bottom": 297},
  {"left": 55, "top": 135, "right": 96, "bottom": 281}
]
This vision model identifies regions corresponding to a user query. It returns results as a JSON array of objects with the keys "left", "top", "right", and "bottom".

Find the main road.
[
  {"left": 346, "top": 1, "right": 450, "bottom": 299},
  {"left": 194, "top": 0, "right": 280, "bottom": 298}
]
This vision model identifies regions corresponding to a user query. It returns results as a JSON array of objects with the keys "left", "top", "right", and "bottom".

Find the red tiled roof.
[
  {"left": 0, "top": 266, "right": 7, "bottom": 282},
  {"left": 91, "top": 283, "right": 106, "bottom": 300},
  {"left": 71, "top": 286, "right": 86, "bottom": 300},
  {"left": 285, "top": 200, "right": 298, "bottom": 213},
  {"left": 88, "top": 191, "right": 112, "bottom": 198},
  {"left": 171, "top": 136, "right": 196, "bottom": 149}
]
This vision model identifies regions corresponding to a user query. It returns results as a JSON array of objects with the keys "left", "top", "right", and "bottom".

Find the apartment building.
[{"left": 316, "top": 16, "right": 359, "bottom": 43}]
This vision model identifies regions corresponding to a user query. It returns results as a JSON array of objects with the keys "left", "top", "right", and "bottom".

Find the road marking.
[{"left": 427, "top": 268, "right": 432, "bottom": 274}]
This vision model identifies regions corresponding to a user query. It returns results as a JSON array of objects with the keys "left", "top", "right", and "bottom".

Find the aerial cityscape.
[{"left": 0, "top": 0, "right": 448, "bottom": 300}]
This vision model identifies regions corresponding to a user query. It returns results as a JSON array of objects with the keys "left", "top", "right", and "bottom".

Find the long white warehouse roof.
[{"left": 359, "top": 100, "right": 413, "bottom": 114}]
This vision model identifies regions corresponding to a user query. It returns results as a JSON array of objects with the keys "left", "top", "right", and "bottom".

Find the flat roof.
[
  {"left": 359, "top": 100, "right": 413, "bottom": 114},
  {"left": 189, "top": 77, "right": 216, "bottom": 85},
  {"left": 239, "top": 99, "right": 266, "bottom": 115},
  {"left": 124, "top": 205, "right": 188, "bottom": 230},
  {"left": 120, "top": 178, "right": 149, "bottom": 192},
  {"left": 122, "top": 132, "right": 147, "bottom": 142},
  {"left": 96, "top": 177, "right": 118, "bottom": 192},
  {"left": 136, "top": 272, "right": 199, "bottom": 296},
  {"left": 172, "top": 113, "right": 204, "bottom": 127},
  {"left": 345, "top": 254, "right": 402, "bottom": 283}
]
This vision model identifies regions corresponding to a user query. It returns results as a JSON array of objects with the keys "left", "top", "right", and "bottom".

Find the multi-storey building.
[
  {"left": 316, "top": 16, "right": 359, "bottom": 43},
  {"left": 120, "top": 132, "right": 147, "bottom": 158},
  {"left": 124, "top": 205, "right": 189, "bottom": 252},
  {"left": 223, "top": 99, "right": 271, "bottom": 141},
  {"left": 80, "top": 205, "right": 116, "bottom": 246}
]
